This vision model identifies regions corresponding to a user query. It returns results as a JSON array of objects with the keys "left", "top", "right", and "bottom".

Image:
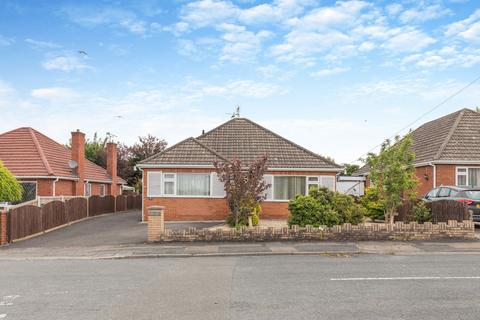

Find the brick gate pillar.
[
  {"left": 147, "top": 206, "right": 165, "bottom": 242},
  {"left": 0, "top": 210, "right": 8, "bottom": 245}
]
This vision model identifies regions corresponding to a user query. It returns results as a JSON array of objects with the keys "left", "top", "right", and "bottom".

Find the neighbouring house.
[
  {"left": 356, "top": 108, "right": 480, "bottom": 197},
  {"left": 0, "top": 127, "right": 125, "bottom": 202},
  {"left": 138, "top": 117, "right": 342, "bottom": 221}
]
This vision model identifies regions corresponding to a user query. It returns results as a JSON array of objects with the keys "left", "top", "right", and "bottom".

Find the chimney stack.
[
  {"left": 107, "top": 142, "right": 118, "bottom": 195},
  {"left": 71, "top": 130, "right": 85, "bottom": 196}
]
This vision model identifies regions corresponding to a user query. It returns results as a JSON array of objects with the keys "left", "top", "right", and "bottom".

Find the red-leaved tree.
[{"left": 214, "top": 155, "right": 270, "bottom": 227}]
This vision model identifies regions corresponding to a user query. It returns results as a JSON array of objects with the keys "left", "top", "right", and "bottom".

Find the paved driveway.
[{"left": 5, "top": 210, "right": 224, "bottom": 248}]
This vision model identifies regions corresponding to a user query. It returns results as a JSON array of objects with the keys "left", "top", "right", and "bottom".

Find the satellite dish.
[{"left": 68, "top": 160, "right": 78, "bottom": 169}]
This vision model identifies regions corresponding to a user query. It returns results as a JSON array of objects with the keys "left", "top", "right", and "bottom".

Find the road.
[{"left": 1, "top": 254, "right": 479, "bottom": 319}]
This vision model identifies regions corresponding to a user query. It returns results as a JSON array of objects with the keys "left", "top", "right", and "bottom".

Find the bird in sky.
[
  {"left": 113, "top": 115, "right": 124, "bottom": 119},
  {"left": 78, "top": 50, "right": 88, "bottom": 56}
]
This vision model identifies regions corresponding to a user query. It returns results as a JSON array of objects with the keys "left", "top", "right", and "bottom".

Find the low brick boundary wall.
[{"left": 149, "top": 219, "right": 476, "bottom": 242}]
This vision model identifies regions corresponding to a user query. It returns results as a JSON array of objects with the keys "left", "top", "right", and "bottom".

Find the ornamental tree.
[
  {"left": 365, "top": 134, "right": 418, "bottom": 224},
  {"left": 213, "top": 155, "right": 270, "bottom": 227},
  {"left": 0, "top": 160, "right": 22, "bottom": 203}
]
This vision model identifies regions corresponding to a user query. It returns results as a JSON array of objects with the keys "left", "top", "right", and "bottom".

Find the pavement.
[
  {"left": 1, "top": 210, "right": 480, "bottom": 260},
  {"left": 1, "top": 254, "right": 480, "bottom": 320}
]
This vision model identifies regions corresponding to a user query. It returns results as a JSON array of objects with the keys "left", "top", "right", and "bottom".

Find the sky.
[{"left": 0, "top": 0, "right": 479, "bottom": 165}]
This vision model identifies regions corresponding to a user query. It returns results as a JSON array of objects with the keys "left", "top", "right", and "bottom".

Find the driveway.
[{"left": 4, "top": 210, "right": 224, "bottom": 248}]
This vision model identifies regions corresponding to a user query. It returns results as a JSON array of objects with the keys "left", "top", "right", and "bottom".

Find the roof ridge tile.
[{"left": 29, "top": 128, "right": 54, "bottom": 175}]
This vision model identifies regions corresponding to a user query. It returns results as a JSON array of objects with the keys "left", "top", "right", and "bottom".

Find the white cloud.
[
  {"left": 401, "top": 46, "right": 480, "bottom": 68},
  {"left": 0, "top": 80, "right": 15, "bottom": 97},
  {"left": 31, "top": 87, "right": 79, "bottom": 101},
  {"left": 0, "top": 35, "right": 14, "bottom": 46},
  {"left": 445, "top": 9, "right": 480, "bottom": 42},
  {"left": 179, "top": 0, "right": 238, "bottom": 29},
  {"left": 61, "top": 6, "right": 150, "bottom": 36},
  {"left": 201, "top": 80, "right": 284, "bottom": 98},
  {"left": 310, "top": 66, "right": 349, "bottom": 77},
  {"left": 458, "top": 22, "right": 480, "bottom": 42},
  {"left": 42, "top": 55, "right": 93, "bottom": 72},
  {"left": 385, "top": 3, "right": 403, "bottom": 17},
  {"left": 176, "top": 0, "right": 315, "bottom": 30},
  {"left": 217, "top": 23, "right": 272, "bottom": 63},
  {"left": 25, "top": 38, "right": 62, "bottom": 49},
  {"left": 399, "top": 4, "right": 450, "bottom": 24},
  {"left": 382, "top": 28, "right": 436, "bottom": 52}
]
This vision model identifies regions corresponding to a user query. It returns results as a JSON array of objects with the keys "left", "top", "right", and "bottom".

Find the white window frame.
[
  {"left": 175, "top": 173, "right": 211, "bottom": 197},
  {"left": 162, "top": 173, "right": 176, "bottom": 196},
  {"left": 84, "top": 182, "right": 92, "bottom": 197},
  {"left": 147, "top": 171, "right": 163, "bottom": 197},
  {"left": 99, "top": 184, "right": 105, "bottom": 196},
  {"left": 456, "top": 166, "right": 480, "bottom": 187},
  {"left": 271, "top": 175, "right": 308, "bottom": 202},
  {"left": 456, "top": 167, "right": 468, "bottom": 186}
]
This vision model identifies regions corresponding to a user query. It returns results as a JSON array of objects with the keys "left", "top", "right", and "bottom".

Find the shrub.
[
  {"left": 0, "top": 160, "right": 22, "bottom": 203},
  {"left": 361, "top": 187, "right": 385, "bottom": 221},
  {"left": 413, "top": 201, "right": 431, "bottom": 223},
  {"left": 251, "top": 213, "right": 259, "bottom": 226},
  {"left": 288, "top": 188, "right": 364, "bottom": 227}
]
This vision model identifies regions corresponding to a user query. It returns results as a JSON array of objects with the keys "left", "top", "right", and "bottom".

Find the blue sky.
[{"left": 1, "top": 0, "right": 479, "bottom": 164}]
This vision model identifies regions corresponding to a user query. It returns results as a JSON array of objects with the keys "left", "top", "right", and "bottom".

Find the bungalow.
[
  {"left": 357, "top": 108, "right": 480, "bottom": 196},
  {"left": 138, "top": 117, "right": 342, "bottom": 221},
  {"left": 0, "top": 127, "right": 125, "bottom": 202}
]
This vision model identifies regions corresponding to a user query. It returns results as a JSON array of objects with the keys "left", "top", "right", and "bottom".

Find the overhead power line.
[{"left": 352, "top": 73, "right": 480, "bottom": 164}]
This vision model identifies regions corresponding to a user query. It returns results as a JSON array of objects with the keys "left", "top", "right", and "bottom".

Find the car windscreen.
[{"left": 460, "top": 191, "right": 480, "bottom": 200}]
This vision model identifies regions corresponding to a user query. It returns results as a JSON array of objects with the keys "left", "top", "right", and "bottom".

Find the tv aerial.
[{"left": 226, "top": 105, "right": 240, "bottom": 118}]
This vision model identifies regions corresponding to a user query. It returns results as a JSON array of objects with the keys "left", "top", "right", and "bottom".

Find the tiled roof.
[
  {"left": 141, "top": 137, "right": 227, "bottom": 165},
  {"left": 355, "top": 108, "right": 480, "bottom": 175},
  {"left": 141, "top": 118, "right": 341, "bottom": 169},
  {"left": 0, "top": 127, "right": 125, "bottom": 183}
]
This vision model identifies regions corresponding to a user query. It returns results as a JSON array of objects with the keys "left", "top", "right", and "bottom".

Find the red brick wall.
[
  {"left": 415, "top": 166, "right": 434, "bottom": 197},
  {"left": 54, "top": 180, "right": 75, "bottom": 196},
  {"left": 90, "top": 183, "right": 107, "bottom": 196},
  {"left": 143, "top": 168, "right": 338, "bottom": 221},
  {"left": 435, "top": 164, "right": 456, "bottom": 187},
  {"left": 37, "top": 179, "right": 53, "bottom": 196}
]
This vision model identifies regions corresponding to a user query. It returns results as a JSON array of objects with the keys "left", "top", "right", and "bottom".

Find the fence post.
[
  {"left": 147, "top": 206, "right": 165, "bottom": 242},
  {"left": 0, "top": 209, "right": 8, "bottom": 245}
]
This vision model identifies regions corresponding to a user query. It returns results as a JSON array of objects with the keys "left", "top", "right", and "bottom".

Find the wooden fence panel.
[
  {"left": 42, "top": 201, "right": 67, "bottom": 231},
  {"left": 9, "top": 205, "right": 42, "bottom": 241},
  {"left": 115, "top": 195, "right": 127, "bottom": 212},
  {"left": 134, "top": 195, "right": 142, "bottom": 209},
  {"left": 88, "top": 195, "right": 115, "bottom": 216},
  {"left": 126, "top": 195, "right": 135, "bottom": 210},
  {"left": 66, "top": 198, "right": 88, "bottom": 222},
  {"left": 428, "top": 200, "right": 470, "bottom": 222}
]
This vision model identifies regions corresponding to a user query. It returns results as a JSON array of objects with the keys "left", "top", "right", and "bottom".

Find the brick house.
[
  {"left": 357, "top": 108, "right": 480, "bottom": 196},
  {"left": 138, "top": 117, "right": 342, "bottom": 221},
  {"left": 0, "top": 127, "right": 125, "bottom": 201}
]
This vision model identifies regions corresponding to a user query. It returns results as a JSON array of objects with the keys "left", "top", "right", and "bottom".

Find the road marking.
[
  {"left": 330, "top": 276, "right": 480, "bottom": 281},
  {"left": 0, "top": 295, "right": 19, "bottom": 306}
]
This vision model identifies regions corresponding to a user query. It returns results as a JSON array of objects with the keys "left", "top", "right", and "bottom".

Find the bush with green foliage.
[
  {"left": 361, "top": 187, "right": 386, "bottom": 221},
  {"left": 0, "top": 161, "right": 23, "bottom": 203},
  {"left": 413, "top": 201, "right": 431, "bottom": 223},
  {"left": 288, "top": 187, "right": 364, "bottom": 227}
]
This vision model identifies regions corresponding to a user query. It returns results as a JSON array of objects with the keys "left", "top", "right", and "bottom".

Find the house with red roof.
[{"left": 0, "top": 127, "right": 125, "bottom": 202}]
